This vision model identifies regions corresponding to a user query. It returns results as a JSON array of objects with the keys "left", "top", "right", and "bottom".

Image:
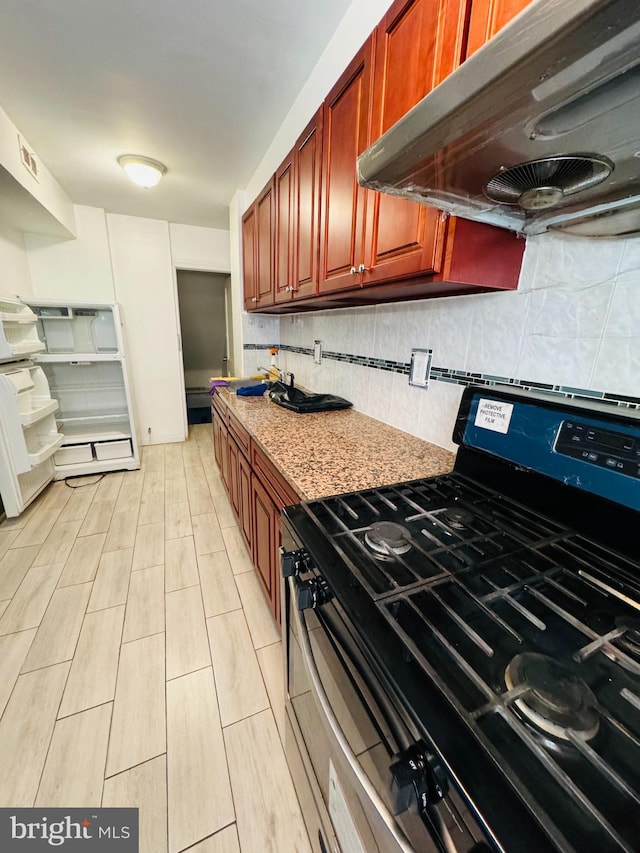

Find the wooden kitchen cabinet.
[
  {"left": 241, "top": 205, "right": 257, "bottom": 311},
  {"left": 243, "top": 179, "right": 276, "bottom": 310},
  {"left": 238, "top": 450, "right": 252, "bottom": 551},
  {"left": 242, "top": 0, "right": 525, "bottom": 312},
  {"left": 274, "top": 149, "right": 296, "bottom": 304},
  {"left": 318, "top": 38, "right": 373, "bottom": 294},
  {"left": 255, "top": 178, "right": 276, "bottom": 309},
  {"left": 363, "top": 0, "right": 470, "bottom": 287},
  {"left": 251, "top": 473, "right": 279, "bottom": 615},
  {"left": 466, "top": 0, "right": 532, "bottom": 57},
  {"left": 211, "top": 403, "right": 230, "bottom": 491},
  {"left": 210, "top": 391, "right": 299, "bottom": 624},
  {"left": 293, "top": 108, "right": 323, "bottom": 301}
]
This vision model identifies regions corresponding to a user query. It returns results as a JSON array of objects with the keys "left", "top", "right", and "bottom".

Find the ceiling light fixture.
[{"left": 118, "top": 154, "right": 167, "bottom": 188}]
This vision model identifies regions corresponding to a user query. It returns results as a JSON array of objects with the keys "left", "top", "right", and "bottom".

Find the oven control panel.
[
  {"left": 456, "top": 388, "right": 640, "bottom": 512},
  {"left": 556, "top": 420, "right": 640, "bottom": 479}
]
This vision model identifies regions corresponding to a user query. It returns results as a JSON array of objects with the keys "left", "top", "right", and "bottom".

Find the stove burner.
[
  {"left": 441, "top": 506, "right": 475, "bottom": 530},
  {"left": 364, "top": 521, "right": 412, "bottom": 558},
  {"left": 505, "top": 653, "right": 600, "bottom": 742},
  {"left": 615, "top": 616, "right": 640, "bottom": 659}
]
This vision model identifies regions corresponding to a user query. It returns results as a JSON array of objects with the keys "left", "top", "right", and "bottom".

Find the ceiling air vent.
[{"left": 484, "top": 156, "right": 613, "bottom": 211}]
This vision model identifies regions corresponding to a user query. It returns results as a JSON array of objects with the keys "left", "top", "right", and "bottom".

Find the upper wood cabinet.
[
  {"left": 274, "top": 108, "right": 323, "bottom": 305},
  {"left": 274, "top": 150, "right": 295, "bottom": 304},
  {"left": 319, "top": 39, "right": 373, "bottom": 295},
  {"left": 362, "top": 0, "right": 471, "bottom": 287},
  {"left": 293, "top": 108, "right": 323, "bottom": 301},
  {"left": 466, "top": 0, "right": 532, "bottom": 57},
  {"left": 255, "top": 178, "right": 276, "bottom": 309},
  {"left": 242, "top": 0, "right": 526, "bottom": 312},
  {"left": 241, "top": 205, "right": 257, "bottom": 311}
]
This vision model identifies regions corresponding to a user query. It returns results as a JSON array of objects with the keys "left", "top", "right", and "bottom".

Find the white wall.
[
  {"left": 244, "top": 0, "right": 394, "bottom": 205},
  {"left": 0, "top": 220, "right": 32, "bottom": 297},
  {"left": 276, "top": 233, "right": 640, "bottom": 451},
  {"left": 25, "top": 205, "right": 115, "bottom": 301},
  {"left": 24, "top": 204, "right": 231, "bottom": 445},
  {"left": 169, "top": 223, "right": 230, "bottom": 273},
  {"left": 0, "top": 104, "right": 75, "bottom": 237},
  {"left": 107, "top": 214, "right": 185, "bottom": 446},
  {"left": 229, "top": 190, "right": 247, "bottom": 378}
]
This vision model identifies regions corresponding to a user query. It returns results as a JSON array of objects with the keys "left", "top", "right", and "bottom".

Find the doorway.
[{"left": 176, "top": 270, "right": 231, "bottom": 424}]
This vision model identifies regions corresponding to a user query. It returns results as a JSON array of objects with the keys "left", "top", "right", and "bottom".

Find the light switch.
[{"left": 314, "top": 340, "right": 322, "bottom": 364}]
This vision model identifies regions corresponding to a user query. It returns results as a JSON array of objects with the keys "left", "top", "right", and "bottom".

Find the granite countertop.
[{"left": 216, "top": 387, "right": 455, "bottom": 501}]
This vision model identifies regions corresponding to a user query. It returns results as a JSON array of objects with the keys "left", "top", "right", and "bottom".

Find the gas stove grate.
[
  {"left": 301, "top": 474, "right": 570, "bottom": 598},
  {"left": 377, "top": 538, "right": 640, "bottom": 852}
]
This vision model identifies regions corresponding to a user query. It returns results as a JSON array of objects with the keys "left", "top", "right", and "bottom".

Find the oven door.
[{"left": 284, "top": 569, "right": 483, "bottom": 853}]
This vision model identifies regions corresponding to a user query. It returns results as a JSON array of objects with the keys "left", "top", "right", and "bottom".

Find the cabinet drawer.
[
  {"left": 228, "top": 412, "right": 250, "bottom": 458},
  {"left": 54, "top": 443, "right": 93, "bottom": 466},
  {"left": 211, "top": 391, "right": 228, "bottom": 424},
  {"left": 95, "top": 439, "right": 133, "bottom": 460},
  {"left": 251, "top": 443, "right": 299, "bottom": 509}
]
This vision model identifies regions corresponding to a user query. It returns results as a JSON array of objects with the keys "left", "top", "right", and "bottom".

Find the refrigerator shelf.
[
  {"left": 58, "top": 423, "right": 131, "bottom": 444},
  {"left": 27, "top": 432, "right": 65, "bottom": 467},
  {"left": 21, "top": 398, "right": 59, "bottom": 427},
  {"left": 47, "top": 383, "right": 127, "bottom": 395},
  {"left": 34, "top": 353, "right": 121, "bottom": 363}
]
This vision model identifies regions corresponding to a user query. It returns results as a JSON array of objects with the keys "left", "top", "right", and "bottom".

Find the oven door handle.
[{"left": 289, "top": 575, "right": 417, "bottom": 853}]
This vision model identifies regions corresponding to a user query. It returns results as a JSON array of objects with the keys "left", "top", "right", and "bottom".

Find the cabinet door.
[
  {"left": 364, "top": 0, "right": 470, "bottom": 286},
  {"left": 227, "top": 435, "right": 240, "bottom": 518},
  {"left": 255, "top": 178, "right": 276, "bottom": 309},
  {"left": 238, "top": 450, "right": 252, "bottom": 551},
  {"left": 212, "top": 409, "right": 224, "bottom": 471},
  {"left": 293, "top": 108, "right": 323, "bottom": 301},
  {"left": 466, "top": 0, "right": 532, "bottom": 57},
  {"left": 251, "top": 474, "right": 277, "bottom": 607},
  {"left": 242, "top": 205, "right": 257, "bottom": 310},
  {"left": 319, "top": 38, "right": 373, "bottom": 294},
  {"left": 274, "top": 151, "right": 296, "bottom": 304}
]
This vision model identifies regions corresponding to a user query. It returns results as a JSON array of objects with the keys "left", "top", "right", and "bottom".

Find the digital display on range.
[
  {"left": 594, "top": 430, "right": 633, "bottom": 452},
  {"left": 556, "top": 421, "right": 638, "bottom": 480}
]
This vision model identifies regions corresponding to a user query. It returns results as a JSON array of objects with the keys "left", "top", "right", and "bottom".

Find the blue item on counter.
[{"left": 236, "top": 383, "right": 267, "bottom": 397}]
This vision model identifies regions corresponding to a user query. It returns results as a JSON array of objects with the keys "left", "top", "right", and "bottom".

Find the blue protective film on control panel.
[{"left": 461, "top": 392, "right": 640, "bottom": 512}]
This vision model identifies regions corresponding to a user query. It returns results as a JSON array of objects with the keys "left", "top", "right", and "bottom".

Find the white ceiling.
[{"left": 0, "top": 0, "right": 354, "bottom": 230}]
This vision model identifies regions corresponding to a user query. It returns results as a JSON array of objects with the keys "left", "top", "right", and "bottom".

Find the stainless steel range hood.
[{"left": 357, "top": 0, "right": 640, "bottom": 238}]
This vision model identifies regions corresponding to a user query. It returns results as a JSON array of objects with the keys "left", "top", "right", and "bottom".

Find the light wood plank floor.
[{"left": 0, "top": 424, "right": 311, "bottom": 853}]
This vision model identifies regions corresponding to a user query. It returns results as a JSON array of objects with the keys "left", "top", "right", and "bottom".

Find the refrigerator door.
[{"left": 0, "top": 363, "right": 63, "bottom": 516}]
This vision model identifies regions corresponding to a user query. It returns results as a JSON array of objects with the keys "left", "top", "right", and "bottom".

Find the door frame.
[{"left": 171, "top": 263, "right": 232, "bottom": 439}]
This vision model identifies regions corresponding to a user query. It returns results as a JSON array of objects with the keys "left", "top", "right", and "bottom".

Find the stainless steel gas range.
[{"left": 281, "top": 385, "right": 640, "bottom": 853}]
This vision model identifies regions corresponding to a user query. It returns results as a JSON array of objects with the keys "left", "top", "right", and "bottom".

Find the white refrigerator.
[{"left": 0, "top": 297, "right": 140, "bottom": 517}]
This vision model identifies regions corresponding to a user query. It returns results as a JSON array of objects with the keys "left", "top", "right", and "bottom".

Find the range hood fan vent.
[{"left": 484, "top": 156, "right": 613, "bottom": 211}]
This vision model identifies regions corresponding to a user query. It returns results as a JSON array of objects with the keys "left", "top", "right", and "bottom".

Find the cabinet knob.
[
  {"left": 358, "top": 263, "right": 367, "bottom": 273},
  {"left": 350, "top": 266, "right": 357, "bottom": 275},
  {"left": 285, "top": 286, "right": 290, "bottom": 293},
  {"left": 252, "top": 297, "right": 258, "bottom": 303}
]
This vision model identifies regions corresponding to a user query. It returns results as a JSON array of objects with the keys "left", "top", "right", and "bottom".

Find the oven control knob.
[
  {"left": 390, "top": 743, "right": 448, "bottom": 818},
  {"left": 297, "top": 578, "right": 331, "bottom": 611},
  {"left": 281, "top": 547, "right": 305, "bottom": 578}
]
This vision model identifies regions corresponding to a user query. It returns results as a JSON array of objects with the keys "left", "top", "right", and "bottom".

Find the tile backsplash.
[{"left": 242, "top": 232, "right": 640, "bottom": 452}]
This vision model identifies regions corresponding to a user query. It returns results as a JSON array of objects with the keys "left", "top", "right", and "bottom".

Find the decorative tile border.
[{"left": 243, "top": 343, "right": 640, "bottom": 410}]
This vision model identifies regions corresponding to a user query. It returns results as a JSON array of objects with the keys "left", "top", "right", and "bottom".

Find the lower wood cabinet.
[
  {"left": 211, "top": 395, "right": 299, "bottom": 624},
  {"left": 251, "top": 474, "right": 279, "bottom": 616}
]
